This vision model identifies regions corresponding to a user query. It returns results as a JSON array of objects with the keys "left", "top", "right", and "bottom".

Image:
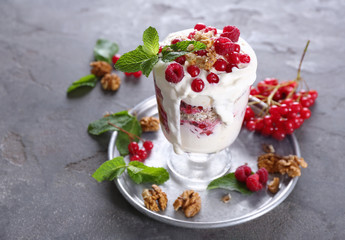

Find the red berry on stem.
[
  {"left": 291, "top": 102, "right": 302, "bottom": 113},
  {"left": 263, "top": 115, "right": 273, "bottom": 126},
  {"left": 264, "top": 78, "right": 278, "bottom": 86},
  {"left": 112, "top": 54, "right": 121, "bottom": 65},
  {"left": 246, "top": 120, "right": 256, "bottom": 131},
  {"left": 262, "top": 125, "right": 274, "bottom": 136},
  {"left": 272, "top": 128, "right": 286, "bottom": 140},
  {"left": 165, "top": 63, "right": 184, "bottom": 83},
  {"left": 137, "top": 149, "right": 148, "bottom": 161},
  {"left": 206, "top": 72, "right": 219, "bottom": 84},
  {"left": 309, "top": 90, "right": 318, "bottom": 100},
  {"left": 250, "top": 88, "right": 259, "bottom": 96},
  {"left": 191, "top": 78, "right": 205, "bottom": 92},
  {"left": 235, "top": 165, "right": 252, "bottom": 182},
  {"left": 128, "top": 142, "right": 139, "bottom": 155},
  {"left": 300, "top": 96, "right": 311, "bottom": 107},
  {"left": 246, "top": 174, "right": 263, "bottom": 192},
  {"left": 187, "top": 65, "right": 200, "bottom": 77},
  {"left": 300, "top": 107, "right": 311, "bottom": 119},
  {"left": 244, "top": 106, "right": 255, "bottom": 121},
  {"left": 255, "top": 118, "right": 264, "bottom": 131},
  {"left": 143, "top": 141, "right": 154, "bottom": 152},
  {"left": 214, "top": 59, "right": 227, "bottom": 71},
  {"left": 130, "top": 155, "right": 141, "bottom": 162}
]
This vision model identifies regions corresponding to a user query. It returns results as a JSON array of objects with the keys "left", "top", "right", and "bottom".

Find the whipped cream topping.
[{"left": 153, "top": 28, "right": 257, "bottom": 154}]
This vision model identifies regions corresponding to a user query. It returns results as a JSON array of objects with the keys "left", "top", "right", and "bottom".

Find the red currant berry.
[
  {"left": 246, "top": 120, "right": 256, "bottom": 131},
  {"left": 187, "top": 65, "right": 200, "bottom": 77},
  {"left": 130, "top": 155, "right": 141, "bottom": 162},
  {"left": 279, "top": 104, "right": 290, "bottom": 116},
  {"left": 206, "top": 72, "right": 219, "bottom": 84},
  {"left": 244, "top": 106, "right": 255, "bottom": 121},
  {"left": 124, "top": 72, "right": 133, "bottom": 76},
  {"left": 293, "top": 117, "right": 304, "bottom": 129},
  {"left": 133, "top": 71, "right": 142, "bottom": 78},
  {"left": 250, "top": 88, "right": 259, "bottom": 96},
  {"left": 273, "top": 90, "right": 283, "bottom": 101},
  {"left": 264, "top": 78, "right": 278, "bottom": 86},
  {"left": 257, "top": 81, "right": 269, "bottom": 93},
  {"left": 263, "top": 115, "right": 273, "bottom": 126},
  {"left": 262, "top": 125, "right": 274, "bottom": 136},
  {"left": 291, "top": 102, "right": 302, "bottom": 113},
  {"left": 300, "top": 107, "right": 311, "bottom": 119},
  {"left": 213, "top": 59, "right": 227, "bottom": 71},
  {"left": 143, "top": 141, "right": 154, "bottom": 152},
  {"left": 281, "top": 98, "right": 293, "bottom": 106},
  {"left": 165, "top": 63, "right": 184, "bottom": 83},
  {"left": 171, "top": 38, "right": 181, "bottom": 44},
  {"left": 221, "top": 25, "right": 240, "bottom": 42},
  {"left": 255, "top": 118, "right": 264, "bottom": 131},
  {"left": 112, "top": 54, "right": 121, "bottom": 65},
  {"left": 272, "top": 128, "right": 286, "bottom": 140},
  {"left": 194, "top": 23, "right": 206, "bottom": 31},
  {"left": 137, "top": 149, "right": 148, "bottom": 161},
  {"left": 128, "top": 142, "right": 139, "bottom": 155},
  {"left": 174, "top": 55, "right": 186, "bottom": 65},
  {"left": 191, "top": 78, "right": 205, "bottom": 92},
  {"left": 269, "top": 105, "right": 280, "bottom": 115},
  {"left": 309, "top": 90, "right": 318, "bottom": 100},
  {"left": 300, "top": 96, "right": 311, "bottom": 107},
  {"left": 234, "top": 165, "right": 252, "bottom": 182}
]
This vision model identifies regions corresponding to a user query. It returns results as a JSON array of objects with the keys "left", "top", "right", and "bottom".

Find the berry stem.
[
  {"left": 108, "top": 122, "right": 144, "bottom": 142},
  {"left": 296, "top": 40, "right": 310, "bottom": 81}
]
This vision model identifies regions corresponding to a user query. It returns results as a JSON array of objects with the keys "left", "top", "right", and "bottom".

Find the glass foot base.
[{"left": 167, "top": 146, "right": 232, "bottom": 190}]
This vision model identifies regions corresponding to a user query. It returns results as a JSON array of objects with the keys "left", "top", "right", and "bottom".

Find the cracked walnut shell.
[
  {"left": 258, "top": 153, "right": 307, "bottom": 178},
  {"left": 173, "top": 190, "right": 201, "bottom": 218},
  {"left": 90, "top": 61, "right": 112, "bottom": 77},
  {"left": 140, "top": 116, "right": 160, "bottom": 132},
  {"left": 101, "top": 73, "right": 121, "bottom": 91},
  {"left": 142, "top": 185, "right": 167, "bottom": 212}
]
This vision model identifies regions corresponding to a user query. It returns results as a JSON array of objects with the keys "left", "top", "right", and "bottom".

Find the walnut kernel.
[
  {"left": 173, "top": 190, "right": 201, "bottom": 218},
  {"left": 268, "top": 177, "right": 280, "bottom": 194},
  {"left": 222, "top": 193, "right": 231, "bottom": 203},
  {"left": 90, "top": 61, "right": 112, "bottom": 77},
  {"left": 140, "top": 116, "right": 160, "bottom": 132},
  {"left": 101, "top": 73, "right": 121, "bottom": 91},
  {"left": 142, "top": 185, "right": 167, "bottom": 212}
]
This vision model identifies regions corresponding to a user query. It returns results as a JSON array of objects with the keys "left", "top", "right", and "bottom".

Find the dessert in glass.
[{"left": 153, "top": 24, "right": 257, "bottom": 187}]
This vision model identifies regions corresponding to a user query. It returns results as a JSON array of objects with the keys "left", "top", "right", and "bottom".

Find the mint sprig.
[
  {"left": 207, "top": 173, "right": 252, "bottom": 194},
  {"left": 92, "top": 157, "right": 169, "bottom": 185},
  {"left": 115, "top": 26, "right": 206, "bottom": 77},
  {"left": 67, "top": 74, "right": 97, "bottom": 93}
]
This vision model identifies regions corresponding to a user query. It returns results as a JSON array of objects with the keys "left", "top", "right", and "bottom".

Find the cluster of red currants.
[
  {"left": 243, "top": 78, "right": 318, "bottom": 140},
  {"left": 128, "top": 140, "right": 154, "bottom": 162}
]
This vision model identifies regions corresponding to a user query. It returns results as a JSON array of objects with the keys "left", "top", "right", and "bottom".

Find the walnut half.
[
  {"left": 101, "top": 73, "right": 121, "bottom": 91},
  {"left": 142, "top": 185, "right": 167, "bottom": 212},
  {"left": 268, "top": 177, "right": 280, "bottom": 194},
  {"left": 173, "top": 190, "right": 201, "bottom": 218},
  {"left": 90, "top": 61, "right": 112, "bottom": 77},
  {"left": 140, "top": 116, "right": 160, "bottom": 132}
]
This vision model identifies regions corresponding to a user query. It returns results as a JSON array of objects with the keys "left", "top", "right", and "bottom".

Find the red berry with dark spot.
[
  {"left": 112, "top": 54, "right": 121, "bottom": 65},
  {"left": 133, "top": 71, "right": 142, "bottom": 78},
  {"left": 221, "top": 25, "right": 240, "bottom": 42},
  {"left": 194, "top": 23, "right": 206, "bottom": 31},
  {"left": 191, "top": 78, "right": 205, "bottom": 92},
  {"left": 137, "top": 149, "right": 148, "bottom": 161},
  {"left": 143, "top": 141, "right": 154, "bottom": 152},
  {"left": 130, "top": 155, "right": 141, "bottom": 162},
  {"left": 174, "top": 55, "right": 186, "bottom": 65},
  {"left": 206, "top": 72, "right": 219, "bottom": 84},
  {"left": 213, "top": 59, "right": 227, "bottom": 71},
  {"left": 235, "top": 165, "right": 252, "bottom": 182},
  {"left": 246, "top": 174, "right": 263, "bottom": 192},
  {"left": 128, "top": 142, "right": 139, "bottom": 155},
  {"left": 165, "top": 63, "right": 184, "bottom": 83},
  {"left": 187, "top": 65, "right": 200, "bottom": 77},
  {"left": 256, "top": 168, "right": 268, "bottom": 184}
]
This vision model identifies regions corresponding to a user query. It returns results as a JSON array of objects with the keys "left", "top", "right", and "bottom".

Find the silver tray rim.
[{"left": 108, "top": 95, "right": 300, "bottom": 229}]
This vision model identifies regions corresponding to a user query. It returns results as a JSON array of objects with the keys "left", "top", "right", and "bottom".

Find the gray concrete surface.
[{"left": 1, "top": 0, "right": 345, "bottom": 239}]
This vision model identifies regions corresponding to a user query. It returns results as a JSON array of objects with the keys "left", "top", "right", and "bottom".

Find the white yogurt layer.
[{"left": 153, "top": 28, "right": 257, "bottom": 154}]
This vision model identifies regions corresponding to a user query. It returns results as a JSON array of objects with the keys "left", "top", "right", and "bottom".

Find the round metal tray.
[{"left": 108, "top": 96, "right": 300, "bottom": 228}]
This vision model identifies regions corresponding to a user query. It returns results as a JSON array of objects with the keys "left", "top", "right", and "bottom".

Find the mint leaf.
[
  {"left": 207, "top": 173, "right": 252, "bottom": 194},
  {"left": 88, "top": 111, "right": 134, "bottom": 135},
  {"left": 67, "top": 74, "right": 97, "bottom": 93},
  {"left": 161, "top": 40, "right": 206, "bottom": 62},
  {"left": 92, "top": 157, "right": 126, "bottom": 182},
  {"left": 115, "top": 45, "right": 151, "bottom": 73},
  {"left": 127, "top": 161, "right": 169, "bottom": 185},
  {"left": 115, "top": 117, "right": 142, "bottom": 156},
  {"left": 142, "top": 26, "right": 159, "bottom": 56},
  {"left": 140, "top": 55, "right": 159, "bottom": 77},
  {"left": 94, "top": 39, "right": 119, "bottom": 64}
]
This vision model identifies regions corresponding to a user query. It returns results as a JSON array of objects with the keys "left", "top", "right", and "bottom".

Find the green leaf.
[
  {"left": 87, "top": 111, "right": 134, "bottom": 135},
  {"left": 127, "top": 161, "right": 170, "bottom": 185},
  {"left": 142, "top": 26, "right": 159, "bottom": 56},
  {"left": 114, "top": 45, "right": 151, "bottom": 73},
  {"left": 207, "top": 173, "right": 252, "bottom": 194},
  {"left": 94, "top": 39, "right": 119, "bottom": 64},
  {"left": 140, "top": 55, "right": 159, "bottom": 77},
  {"left": 67, "top": 74, "right": 97, "bottom": 93},
  {"left": 115, "top": 117, "right": 142, "bottom": 156},
  {"left": 161, "top": 40, "right": 206, "bottom": 62},
  {"left": 92, "top": 157, "right": 127, "bottom": 182}
]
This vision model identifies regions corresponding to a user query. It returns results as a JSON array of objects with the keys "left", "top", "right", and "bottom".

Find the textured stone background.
[{"left": 1, "top": 0, "right": 345, "bottom": 239}]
